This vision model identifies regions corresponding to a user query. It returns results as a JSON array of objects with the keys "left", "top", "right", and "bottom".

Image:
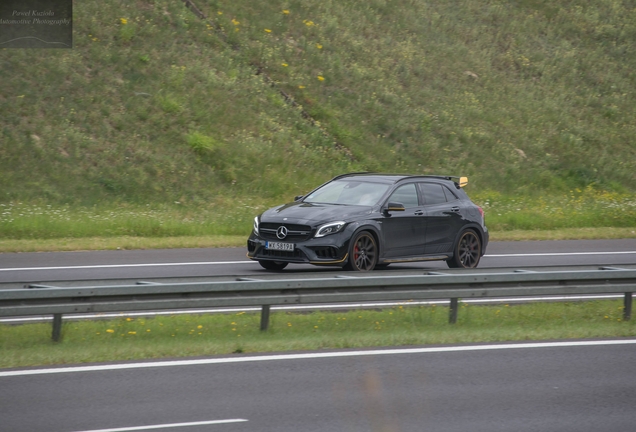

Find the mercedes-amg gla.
[{"left": 247, "top": 173, "right": 488, "bottom": 271}]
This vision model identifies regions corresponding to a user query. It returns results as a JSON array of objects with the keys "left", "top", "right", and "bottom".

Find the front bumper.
[{"left": 247, "top": 232, "right": 350, "bottom": 266}]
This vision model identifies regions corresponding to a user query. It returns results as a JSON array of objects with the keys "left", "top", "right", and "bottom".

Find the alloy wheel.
[
  {"left": 457, "top": 231, "right": 481, "bottom": 268},
  {"left": 447, "top": 230, "right": 481, "bottom": 268},
  {"left": 350, "top": 232, "right": 378, "bottom": 271}
]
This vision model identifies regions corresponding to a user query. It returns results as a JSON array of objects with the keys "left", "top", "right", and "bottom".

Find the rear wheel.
[
  {"left": 258, "top": 260, "right": 288, "bottom": 271},
  {"left": 447, "top": 230, "right": 481, "bottom": 268},
  {"left": 346, "top": 231, "right": 378, "bottom": 271}
]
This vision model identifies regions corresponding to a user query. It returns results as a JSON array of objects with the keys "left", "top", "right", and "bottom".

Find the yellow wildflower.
[
  {"left": 282, "top": 10, "right": 290, "bottom": 14},
  {"left": 232, "top": 18, "right": 240, "bottom": 25},
  {"left": 282, "top": 62, "right": 288, "bottom": 67},
  {"left": 120, "top": 18, "right": 128, "bottom": 25},
  {"left": 106, "top": 329, "right": 115, "bottom": 333},
  {"left": 317, "top": 75, "right": 325, "bottom": 81},
  {"left": 316, "top": 43, "right": 323, "bottom": 49},
  {"left": 265, "top": 28, "right": 272, "bottom": 33}
]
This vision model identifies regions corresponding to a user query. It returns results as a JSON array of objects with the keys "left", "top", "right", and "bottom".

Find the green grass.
[
  {"left": 1, "top": 300, "right": 633, "bottom": 368},
  {"left": 1, "top": 186, "right": 635, "bottom": 252},
  {"left": 1, "top": 0, "right": 636, "bottom": 218},
  {"left": 1, "top": 0, "right": 634, "bottom": 249}
]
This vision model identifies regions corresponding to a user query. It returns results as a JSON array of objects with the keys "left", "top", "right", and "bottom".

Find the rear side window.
[
  {"left": 443, "top": 186, "right": 458, "bottom": 201},
  {"left": 420, "top": 183, "right": 447, "bottom": 205}
]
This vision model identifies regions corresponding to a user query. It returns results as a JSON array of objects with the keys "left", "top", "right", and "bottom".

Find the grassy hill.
[{"left": 1, "top": 0, "right": 635, "bottom": 244}]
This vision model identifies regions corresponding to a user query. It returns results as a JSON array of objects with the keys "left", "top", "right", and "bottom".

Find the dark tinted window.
[
  {"left": 388, "top": 184, "right": 419, "bottom": 208},
  {"left": 443, "top": 186, "right": 458, "bottom": 201},
  {"left": 421, "top": 183, "right": 447, "bottom": 205}
]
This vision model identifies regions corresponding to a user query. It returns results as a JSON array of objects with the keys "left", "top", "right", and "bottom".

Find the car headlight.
[
  {"left": 253, "top": 216, "right": 260, "bottom": 235},
  {"left": 315, "top": 221, "right": 346, "bottom": 238}
]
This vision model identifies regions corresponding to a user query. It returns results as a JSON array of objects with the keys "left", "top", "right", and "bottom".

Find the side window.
[
  {"left": 420, "top": 183, "right": 447, "bottom": 205},
  {"left": 443, "top": 185, "right": 459, "bottom": 201},
  {"left": 387, "top": 184, "right": 420, "bottom": 208}
]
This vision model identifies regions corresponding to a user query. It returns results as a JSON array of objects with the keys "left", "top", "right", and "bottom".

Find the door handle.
[
  {"left": 450, "top": 206, "right": 460, "bottom": 213},
  {"left": 414, "top": 210, "right": 424, "bottom": 216}
]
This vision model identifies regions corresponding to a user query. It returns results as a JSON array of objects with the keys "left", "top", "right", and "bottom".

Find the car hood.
[{"left": 260, "top": 202, "right": 372, "bottom": 226}]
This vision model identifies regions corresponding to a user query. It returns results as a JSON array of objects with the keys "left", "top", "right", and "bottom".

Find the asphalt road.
[
  {"left": 2, "top": 241, "right": 636, "bottom": 431},
  {"left": 1, "top": 340, "right": 635, "bottom": 432},
  {"left": 1, "top": 239, "right": 636, "bottom": 284}
]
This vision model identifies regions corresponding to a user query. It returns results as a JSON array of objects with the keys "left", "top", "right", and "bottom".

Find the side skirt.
[{"left": 380, "top": 255, "right": 450, "bottom": 264}]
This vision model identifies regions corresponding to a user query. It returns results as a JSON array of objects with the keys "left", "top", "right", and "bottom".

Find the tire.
[
  {"left": 346, "top": 231, "right": 378, "bottom": 271},
  {"left": 447, "top": 230, "right": 481, "bottom": 269},
  {"left": 258, "top": 260, "right": 289, "bottom": 271}
]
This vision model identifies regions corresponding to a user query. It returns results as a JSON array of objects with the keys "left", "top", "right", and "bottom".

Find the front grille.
[{"left": 259, "top": 223, "right": 313, "bottom": 241}]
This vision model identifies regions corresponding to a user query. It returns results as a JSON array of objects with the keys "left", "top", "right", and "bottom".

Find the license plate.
[{"left": 266, "top": 241, "right": 295, "bottom": 251}]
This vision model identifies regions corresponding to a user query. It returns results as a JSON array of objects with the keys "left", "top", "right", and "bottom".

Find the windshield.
[{"left": 304, "top": 180, "right": 390, "bottom": 206}]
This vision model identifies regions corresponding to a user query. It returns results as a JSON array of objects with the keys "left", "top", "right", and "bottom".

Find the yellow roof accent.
[{"left": 459, "top": 177, "right": 468, "bottom": 187}]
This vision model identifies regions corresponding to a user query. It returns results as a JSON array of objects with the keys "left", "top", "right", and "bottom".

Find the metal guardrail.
[{"left": 0, "top": 267, "right": 634, "bottom": 341}]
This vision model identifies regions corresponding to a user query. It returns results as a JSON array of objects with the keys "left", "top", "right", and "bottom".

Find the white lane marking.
[
  {"left": 2, "top": 339, "right": 634, "bottom": 377},
  {"left": 70, "top": 419, "right": 248, "bottom": 432},
  {"left": 0, "top": 261, "right": 257, "bottom": 272},
  {"left": 0, "top": 294, "right": 623, "bottom": 324},
  {"left": 1, "top": 251, "right": 635, "bottom": 272}
]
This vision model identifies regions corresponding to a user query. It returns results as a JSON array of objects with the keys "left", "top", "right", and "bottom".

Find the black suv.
[{"left": 247, "top": 173, "right": 488, "bottom": 271}]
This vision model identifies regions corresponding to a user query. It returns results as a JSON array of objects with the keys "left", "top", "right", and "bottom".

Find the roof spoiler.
[{"left": 445, "top": 176, "right": 468, "bottom": 188}]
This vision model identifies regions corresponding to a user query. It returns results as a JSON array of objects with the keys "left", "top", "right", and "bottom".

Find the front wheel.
[
  {"left": 259, "top": 260, "right": 288, "bottom": 271},
  {"left": 447, "top": 230, "right": 481, "bottom": 268},
  {"left": 346, "top": 231, "right": 378, "bottom": 271}
]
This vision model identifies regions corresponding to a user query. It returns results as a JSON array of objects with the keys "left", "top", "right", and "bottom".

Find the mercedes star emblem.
[{"left": 276, "top": 226, "right": 288, "bottom": 239}]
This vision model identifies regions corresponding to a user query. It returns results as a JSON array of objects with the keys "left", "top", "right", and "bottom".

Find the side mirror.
[
  {"left": 384, "top": 202, "right": 405, "bottom": 215},
  {"left": 294, "top": 195, "right": 304, "bottom": 201}
]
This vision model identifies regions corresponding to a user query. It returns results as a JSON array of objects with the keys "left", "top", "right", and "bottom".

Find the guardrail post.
[
  {"left": 449, "top": 298, "right": 459, "bottom": 324},
  {"left": 624, "top": 293, "right": 633, "bottom": 321},
  {"left": 52, "top": 313, "right": 63, "bottom": 341},
  {"left": 260, "top": 305, "right": 271, "bottom": 331}
]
